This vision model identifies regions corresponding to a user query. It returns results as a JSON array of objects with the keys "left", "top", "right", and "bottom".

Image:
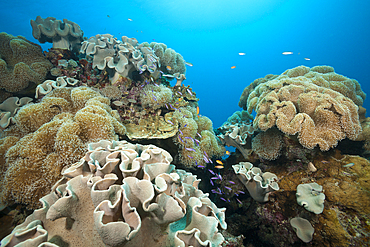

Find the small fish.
[
  {"left": 231, "top": 66, "right": 236, "bottom": 69},
  {"left": 208, "top": 169, "right": 215, "bottom": 175},
  {"left": 150, "top": 77, "right": 154, "bottom": 82},
  {"left": 236, "top": 198, "right": 243, "bottom": 204},
  {"left": 228, "top": 181, "right": 235, "bottom": 184},
  {"left": 196, "top": 106, "right": 200, "bottom": 115},
  {"left": 238, "top": 52, "right": 246, "bottom": 55},
  {"left": 128, "top": 18, "right": 133, "bottom": 21},
  {"left": 216, "top": 174, "right": 222, "bottom": 180},
  {"left": 224, "top": 186, "right": 232, "bottom": 191},
  {"left": 282, "top": 51, "right": 293, "bottom": 55},
  {"left": 178, "top": 129, "right": 183, "bottom": 135},
  {"left": 215, "top": 165, "right": 224, "bottom": 169},
  {"left": 304, "top": 58, "right": 310, "bottom": 60},
  {"left": 216, "top": 160, "right": 223, "bottom": 165},
  {"left": 177, "top": 91, "right": 183, "bottom": 96},
  {"left": 321, "top": 160, "right": 329, "bottom": 164},
  {"left": 343, "top": 163, "right": 354, "bottom": 167},
  {"left": 225, "top": 151, "right": 231, "bottom": 155},
  {"left": 210, "top": 179, "right": 214, "bottom": 186},
  {"left": 107, "top": 15, "right": 111, "bottom": 18},
  {"left": 166, "top": 65, "right": 172, "bottom": 71},
  {"left": 184, "top": 137, "right": 193, "bottom": 140},
  {"left": 187, "top": 155, "right": 193, "bottom": 159},
  {"left": 178, "top": 98, "right": 183, "bottom": 101},
  {"left": 203, "top": 156, "right": 210, "bottom": 163},
  {"left": 169, "top": 103, "right": 174, "bottom": 109},
  {"left": 178, "top": 136, "right": 183, "bottom": 143},
  {"left": 204, "top": 151, "right": 208, "bottom": 157},
  {"left": 234, "top": 193, "right": 239, "bottom": 196},
  {"left": 237, "top": 191, "right": 245, "bottom": 194},
  {"left": 220, "top": 197, "right": 226, "bottom": 202},
  {"left": 185, "top": 147, "right": 196, "bottom": 152},
  {"left": 162, "top": 74, "right": 174, "bottom": 78},
  {"left": 186, "top": 88, "right": 193, "bottom": 96},
  {"left": 197, "top": 165, "right": 205, "bottom": 168},
  {"left": 211, "top": 177, "right": 219, "bottom": 180},
  {"left": 211, "top": 189, "right": 222, "bottom": 195},
  {"left": 197, "top": 133, "right": 202, "bottom": 138},
  {"left": 165, "top": 104, "right": 169, "bottom": 109},
  {"left": 153, "top": 83, "right": 159, "bottom": 87},
  {"left": 152, "top": 97, "right": 157, "bottom": 101},
  {"left": 185, "top": 62, "right": 193, "bottom": 67},
  {"left": 184, "top": 124, "right": 187, "bottom": 127}
]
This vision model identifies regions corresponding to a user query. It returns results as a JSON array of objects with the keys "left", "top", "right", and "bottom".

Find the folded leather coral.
[
  {"left": 30, "top": 16, "right": 85, "bottom": 52},
  {"left": 239, "top": 65, "right": 364, "bottom": 151},
  {"left": 1, "top": 140, "right": 227, "bottom": 247}
]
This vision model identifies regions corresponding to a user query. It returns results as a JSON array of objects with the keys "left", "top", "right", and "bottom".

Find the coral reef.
[
  {"left": 252, "top": 127, "right": 284, "bottom": 160},
  {"left": 1, "top": 140, "right": 227, "bottom": 247},
  {"left": 0, "top": 87, "right": 126, "bottom": 209},
  {"left": 240, "top": 65, "right": 363, "bottom": 153},
  {"left": 290, "top": 217, "right": 315, "bottom": 243},
  {"left": 35, "top": 76, "right": 79, "bottom": 98},
  {"left": 30, "top": 16, "right": 84, "bottom": 52},
  {"left": 0, "top": 32, "right": 53, "bottom": 93}
]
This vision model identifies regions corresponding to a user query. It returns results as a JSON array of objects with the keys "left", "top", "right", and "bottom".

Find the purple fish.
[
  {"left": 197, "top": 165, "right": 205, "bottom": 168},
  {"left": 165, "top": 104, "right": 169, "bottom": 109},
  {"left": 208, "top": 169, "right": 215, "bottom": 175},
  {"left": 234, "top": 193, "right": 239, "bottom": 196},
  {"left": 184, "top": 124, "right": 187, "bottom": 127},
  {"left": 178, "top": 136, "right": 183, "bottom": 143},
  {"left": 211, "top": 189, "right": 222, "bottom": 195},
  {"left": 216, "top": 174, "right": 222, "bottom": 180},
  {"left": 211, "top": 176, "right": 219, "bottom": 180},
  {"left": 140, "top": 84, "right": 145, "bottom": 87},
  {"left": 152, "top": 97, "right": 157, "bottom": 101},
  {"left": 178, "top": 129, "right": 183, "bottom": 135},
  {"left": 220, "top": 197, "right": 226, "bottom": 202},
  {"left": 184, "top": 137, "right": 193, "bottom": 140},
  {"left": 237, "top": 191, "right": 245, "bottom": 194},
  {"left": 224, "top": 186, "right": 232, "bottom": 191},
  {"left": 185, "top": 147, "right": 196, "bottom": 152},
  {"left": 203, "top": 156, "right": 209, "bottom": 163},
  {"left": 178, "top": 91, "right": 183, "bottom": 95},
  {"left": 228, "top": 181, "right": 235, "bottom": 184},
  {"left": 167, "top": 120, "right": 174, "bottom": 125},
  {"left": 236, "top": 198, "right": 242, "bottom": 204},
  {"left": 187, "top": 88, "right": 193, "bottom": 96},
  {"left": 210, "top": 179, "right": 214, "bottom": 186},
  {"left": 169, "top": 103, "right": 174, "bottom": 109},
  {"left": 154, "top": 83, "right": 159, "bottom": 87},
  {"left": 197, "top": 133, "right": 202, "bottom": 138},
  {"left": 187, "top": 155, "right": 193, "bottom": 159}
]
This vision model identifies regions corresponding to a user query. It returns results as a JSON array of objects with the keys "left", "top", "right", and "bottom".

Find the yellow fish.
[
  {"left": 231, "top": 66, "right": 236, "bottom": 69},
  {"left": 216, "top": 160, "right": 223, "bottom": 165},
  {"left": 128, "top": 18, "right": 133, "bottom": 21},
  {"left": 282, "top": 51, "right": 293, "bottom": 55},
  {"left": 196, "top": 106, "right": 199, "bottom": 115},
  {"left": 178, "top": 98, "right": 183, "bottom": 101},
  {"left": 166, "top": 65, "right": 172, "bottom": 71},
  {"left": 215, "top": 165, "right": 224, "bottom": 169},
  {"left": 225, "top": 151, "right": 231, "bottom": 155}
]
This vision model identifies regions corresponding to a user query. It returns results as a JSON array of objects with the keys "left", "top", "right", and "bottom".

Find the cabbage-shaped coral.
[
  {"left": 0, "top": 97, "right": 32, "bottom": 128},
  {"left": 30, "top": 16, "right": 84, "bottom": 52},
  {"left": 0, "top": 32, "right": 53, "bottom": 92},
  {"left": 0, "top": 87, "right": 126, "bottom": 209},
  {"left": 80, "top": 34, "right": 160, "bottom": 80},
  {"left": 1, "top": 140, "right": 227, "bottom": 247},
  {"left": 241, "top": 65, "right": 363, "bottom": 151}
]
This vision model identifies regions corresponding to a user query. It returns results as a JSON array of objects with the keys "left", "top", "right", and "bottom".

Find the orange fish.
[
  {"left": 225, "top": 151, "right": 231, "bottom": 155},
  {"left": 166, "top": 65, "right": 172, "bottom": 71},
  {"left": 178, "top": 98, "right": 183, "bottom": 101},
  {"left": 215, "top": 165, "right": 224, "bottom": 169},
  {"left": 216, "top": 160, "right": 223, "bottom": 165},
  {"left": 196, "top": 106, "right": 200, "bottom": 115},
  {"left": 231, "top": 66, "right": 236, "bottom": 69}
]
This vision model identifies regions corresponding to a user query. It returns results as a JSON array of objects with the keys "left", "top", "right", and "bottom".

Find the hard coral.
[
  {"left": 0, "top": 87, "right": 126, "bottom": 209},
  {"left": 1, "top": 140, "right": 227, "bottom": 247},
  {"left": 243, "top": 66, "right": 363, "bottom": 151},
  {"left": 0, "top": 32, "right": 53, "bottom": 93}
]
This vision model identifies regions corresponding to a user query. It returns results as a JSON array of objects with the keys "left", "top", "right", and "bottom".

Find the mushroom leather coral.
[
  {"left": 0, "top": 32, "right": 53, "bottom": 93},
  {"left": 1, "top": 140, "right": 227, "bottom": 247},
  {"left": 244, "top": 66, "right": 362, "bottom": 151},
  {"left": 0, "top": 87, "right": 126, "bottom": 210}
]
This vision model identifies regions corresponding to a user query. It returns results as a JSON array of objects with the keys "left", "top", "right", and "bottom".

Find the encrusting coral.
[
  {"left": 240, "top": 65, "right": 363, "bottom": 153},
  {"left": 1, "top": 140, "right": 227, "bottom": 247},
  {"left": 30, "top": 16, "right": 85, "bottom": 52},
  {"left": 0, "top": 86, "right": 126, "bottom": 209},
  {"left": 0, "top": 32, "right": 53, "bottom": 93}
]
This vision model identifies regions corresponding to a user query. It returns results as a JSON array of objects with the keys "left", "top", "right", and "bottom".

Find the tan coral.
[
  {"left": 252, "top": 128, "right": 283, "bottom": 160},
  {"left": 0, "top": 87, "right": 126, "bottom": 209},
  {"left": 0, "top": 32, "right": 53, "bottom": 93},
  {"left": 244, "top": 66, "right": 362, "bottom": 151}
]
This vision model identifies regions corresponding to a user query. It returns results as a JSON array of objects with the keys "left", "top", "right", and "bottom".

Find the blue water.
[{"left": 2, "top": 0, "right": 369, "bottom": 128}]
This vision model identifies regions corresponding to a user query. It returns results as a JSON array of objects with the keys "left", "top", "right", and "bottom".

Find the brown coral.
[
  {"left": 0, "top": 87, "right": 126, "bottom": 209},
  {"left": 252, "top": 128, "right": 283, "bottom": 160},
  {"left": 0, "top": 32, "right": 53, "bottom": 93},
  {"left": 243, "top": 66, "right": 363, "bottom": 151}
]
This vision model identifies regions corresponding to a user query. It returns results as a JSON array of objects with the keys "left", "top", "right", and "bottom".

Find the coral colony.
[{"left": 0, "top": 16, "right": 370, "bottom": 247}]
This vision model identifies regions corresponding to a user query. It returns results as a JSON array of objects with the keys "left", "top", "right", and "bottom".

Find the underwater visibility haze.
[{"left": 0, "top": 0, "right": 370, "bottom": 246}]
